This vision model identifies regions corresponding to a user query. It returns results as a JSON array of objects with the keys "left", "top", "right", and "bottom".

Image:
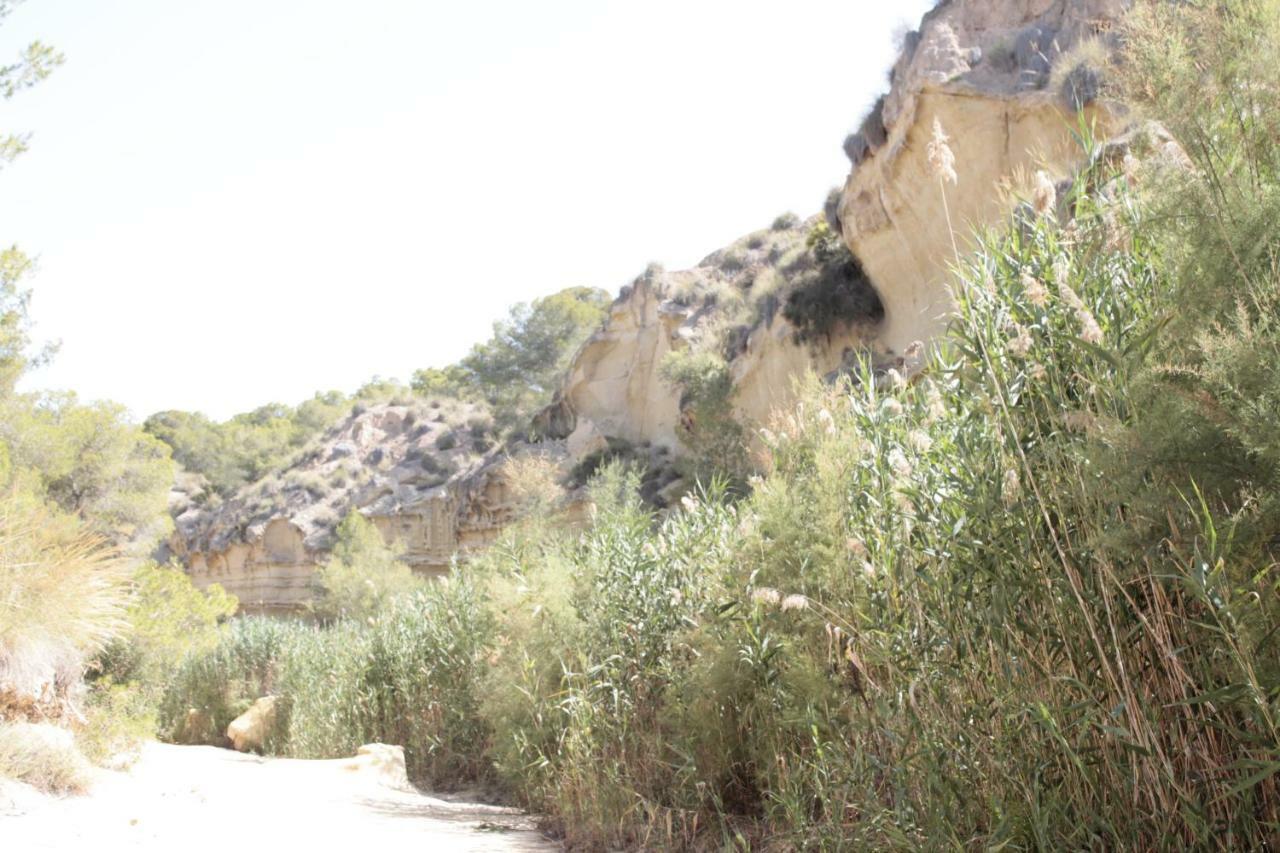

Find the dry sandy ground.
[{"left": 0, "top": 742, "right": 557, "bottom": 852}]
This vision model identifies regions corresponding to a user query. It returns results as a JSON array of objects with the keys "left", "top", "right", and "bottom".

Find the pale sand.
[{"left": 1, "top": 741, "right": 556, "bottom": 852}]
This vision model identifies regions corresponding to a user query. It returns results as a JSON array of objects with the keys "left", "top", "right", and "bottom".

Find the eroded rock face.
[
  {"left": 836, "top": 0, "right": 1129, "bottom": 355},
  {"left": 554, "top": 219, "right": 884, "bottom": 453},
  {"left": 172, "top": 1, "right": 1137, "bottom": 615},
  {"left": 169, "top": 401, "right": 534, "bottom": 614}
]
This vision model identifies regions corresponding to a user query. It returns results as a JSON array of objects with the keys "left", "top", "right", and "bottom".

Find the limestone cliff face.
[
  {"left": 168, "top": 401, "right": 548, "bottom": 614},
  {"left": 548, "top": 218, "right": 883, "bottom": 454},
  {"left": 550, "top": 0, "right": 1131, "bottom": 455},
  {"left": 836, "top": 0, "right": 1128, "bottom": 353},
  {"left": 173, "top": 0, "right": 1136, "bottom": 614}
]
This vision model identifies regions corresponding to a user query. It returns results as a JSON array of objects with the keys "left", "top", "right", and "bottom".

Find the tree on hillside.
[
  {"left": 412, "top": 286, "right": 609, "bottom": 429},
  {"left": 311, "top": 511, "right": 422, "bottom": 621},
  {"left": 145, "top": 391, "right": 357, "bottom": 498},
  {"left": 1, "top": 394, "right": 173, "bottom": 542},
  {"left": 0, "top": 9, "right": 175, "bottom": 548}
]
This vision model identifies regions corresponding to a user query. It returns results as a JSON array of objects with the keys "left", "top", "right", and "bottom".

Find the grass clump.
[
  {"left": 0, "top": 722, "right": 92, "bottom": 794},
  {"left": 0, "top": 493, "right": 128, "bottom": 718}
]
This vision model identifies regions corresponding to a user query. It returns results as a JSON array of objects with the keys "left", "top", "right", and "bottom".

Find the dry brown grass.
[
  {"left": 0, "top": 492, "right": 129, "bottom": 719},
  {"left": 0, "top": 721, "right": 93, "bottom": 794}
]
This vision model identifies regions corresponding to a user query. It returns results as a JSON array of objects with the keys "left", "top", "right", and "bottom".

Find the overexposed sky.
[{"left": 0, "top": 0, "right": 932, "bottom": 420}]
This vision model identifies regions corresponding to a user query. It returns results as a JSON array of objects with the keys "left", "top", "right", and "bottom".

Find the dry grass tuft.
[
  {"left": 0, "top": 721, "right": 93, "bottom": 794},
  {"left": 0, "top": 493, "right": 129, "bottom": 717}
]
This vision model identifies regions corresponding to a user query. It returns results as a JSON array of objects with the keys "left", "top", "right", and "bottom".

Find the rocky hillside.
[
  {"left": 837, "top": 0, "right": 1125, "bottom": 352},
  {"left": 542, "top": 0, "right": 1129, "bottom": 456},
  {"left": 171, "top": 0, "right": 1136, "bottom": 612},
  {"left": 167, "top": 399, "right": 522, "bottom": 613}
]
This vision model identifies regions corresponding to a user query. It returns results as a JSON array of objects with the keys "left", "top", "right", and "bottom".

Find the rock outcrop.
[
  {"left": 169, "top": 400, "right": 546, "bottom": 613},
  {"left": 835, "top": 0, "right": 1128, "bottom": 353},
  {"left": 547, "top": 216, "right": 884, "bottom": 452},
  {"left": 171, "top": 0, "right": 1136, "bottom": 614}
]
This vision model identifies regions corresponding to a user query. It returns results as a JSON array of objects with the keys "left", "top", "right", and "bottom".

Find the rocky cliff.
[
  {"left": 837, "top": 0, "right": 1126, "bottom": 351},
  {"left": 542, "top": 0, "right": 1129, "bottom": 454},
  {"left": 168, "top": 400, "right": 557, "bottom": 613},
  {"left": 173, "top": 0, "right": 1134, "bottom": 612}
]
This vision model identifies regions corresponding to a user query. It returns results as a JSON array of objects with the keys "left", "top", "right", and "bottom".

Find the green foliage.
[
  {"left": 782, "top": 221, "right": 883, "bottom": 344},
  {"left": 100, "top": 561, "right": 237, "bottom": 682},
  {"left": 310, "top": 511, "right": 422, "bottom": 622},
  {"left": 2, "top": 393, "right": 173, "bottom": 542},
  {"left": 157, "top": 616, "right": 293, "bottom": 746},
  {"left": 659, "top": 349, "right": 749, "bottom": 482},
  {"left": 145, "top": 391, "right": 351, "bottom": 498},
  {"left": 75, "top": 678, "right": 156, "bottom": 768},
  {"left": 159, "top": 577, "right": 492, "bottom": 787},
  {"left": 75, "top": 562, "right": 236, "bottom": 762},
  {"left": 412, "top": 286, "right": 609, "bottom": 430}
]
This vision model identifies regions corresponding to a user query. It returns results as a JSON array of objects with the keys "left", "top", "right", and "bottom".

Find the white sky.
[{"left": 0, "top": 0, "right": 933, "bottom": 421}]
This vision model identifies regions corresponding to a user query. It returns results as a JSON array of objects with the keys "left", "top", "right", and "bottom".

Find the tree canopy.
[{"left": 412, "top": 286, "right": 609, "bottom": 429}]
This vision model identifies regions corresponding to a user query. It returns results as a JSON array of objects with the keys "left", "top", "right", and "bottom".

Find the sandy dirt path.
[{"left": 1, "top": 742, "right": 557, "bottom": 852}]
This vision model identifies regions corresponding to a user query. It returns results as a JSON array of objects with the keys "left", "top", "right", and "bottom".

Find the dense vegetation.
[
  {"left": 411, "top": 285, "right": 610, "bottom": 430},
  {"left": 143, "top": 3, "right": 1280, "bottom": 847},
  {"left": 5, "top": 2, "right": 1280, "bottom": 849}
]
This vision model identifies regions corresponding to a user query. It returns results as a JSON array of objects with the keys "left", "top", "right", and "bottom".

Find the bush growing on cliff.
[
  {"left": 659, "top": 349, "right": 750, "bottom": 484},
  {"left": 411, "top": 286, "right": 610, "bottom": 431},
  {"left": 310, "top": 511, "right": 422, "bottom": 622},
  {"left": 782, "top": 221, "right": 883, "bottom": 344}
]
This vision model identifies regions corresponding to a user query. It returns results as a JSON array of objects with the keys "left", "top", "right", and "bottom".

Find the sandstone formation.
[
  {"left": 543, "top": 4, "right": 1131, "bottom": 456},
  {"left": 169, "top": 400, "right": 544, "bottom": 614},
  {"left": 543, "top": 216, "right": 884, "bottom": 452},
  {"left": 171, "top": 0, "right": 1136, "bottom": 614},
  {"left": 835, "top": 0, "right": 1128, "bottom": 353},
  {"left": 226, "top": 695, "right": 278, "bottom": 753}
]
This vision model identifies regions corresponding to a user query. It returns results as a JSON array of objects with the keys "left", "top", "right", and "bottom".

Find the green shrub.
[
  {"left": 782, "top": 221, "right": 882, "bottom": 344},
  {"left": 771, "top": 212, "right": 801, "bottom": 231},
  {"left": 158, "top": 616, "right": 293, "bottom": 746},
  {"left": 158, "top": 576, "right": 491, "bottom": 788},
  {"left": 659, "top": 350, "right": 749, "bottom": 484},
  {"left": 310, "top": 511, "right": 422, "bottom": 622}
]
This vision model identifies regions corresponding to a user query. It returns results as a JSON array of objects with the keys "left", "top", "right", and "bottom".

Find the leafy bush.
[
  {"left": 93, "top": 561, "right": 236, "bottom": 684},
  {"left": 659, "top": 349, "right": 749, "bottom": 483},
  {"left": 782, "top": 222, "right": 883, "bottom": 344},
  {"left": 310, "top": 512, "right": 422, "bottom": 622},
  {"left": 771, "top": 212, "right": 801, "bottom": 231},
  {"left": 411, "top": 286, "right": 610, "bottom": 431}
]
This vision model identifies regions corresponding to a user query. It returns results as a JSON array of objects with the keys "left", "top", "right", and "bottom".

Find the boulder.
[
  {"left": 337, "top": 743, "right": 411, "bottom": 790},
  {"left": 226, "top": 695, "right": 278, "bottom": 753}
]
